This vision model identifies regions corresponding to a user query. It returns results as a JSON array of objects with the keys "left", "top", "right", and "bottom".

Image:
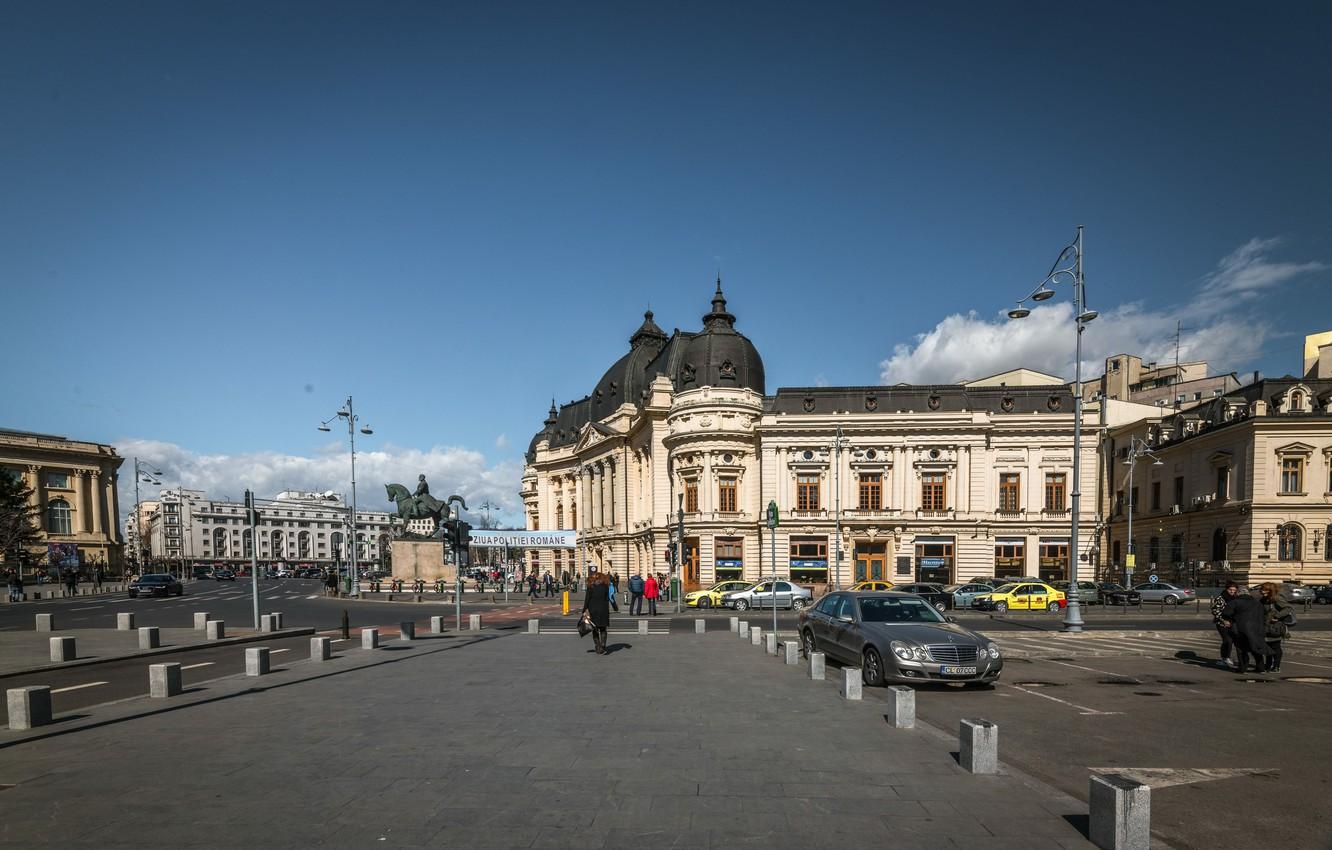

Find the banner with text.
[{"left": 469, "top": 530, "right": 577, "bottom": 549}]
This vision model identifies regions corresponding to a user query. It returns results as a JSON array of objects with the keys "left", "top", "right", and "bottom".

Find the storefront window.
[
  {"left": 1038, "top": 539, "right": 1069, "bottom": 583},
  {"left": 789, "top": 536, "right": 828, "bottom": 584},
  {"left": 915, "top": 537, "right": 954, "bottom": 584},
  {"left": 994, "top": 538, "right": 1025, "bottom": 578},
  {"left": 715, "top": 536, "right": 744, "bottom": 581}
]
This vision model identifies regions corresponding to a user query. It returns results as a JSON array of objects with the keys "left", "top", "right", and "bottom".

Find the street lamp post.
[
  {"left": 676, "top": 494, "right": 685, "bottom": 614},
  {"left": 832, "top": 424, "right": 847, "bottom": 590},
  {"left": 131, "top": 458, "right": 162, "bottom": 575},
  {"left": 319, "top": 396, "right": 373, "bottom": 598},
  {"left": 1122, "top": 435, "right": 1164, "bottom": 587},
  {"left": 1007, "top": 226, "right": 1097, "bottom": 632}
]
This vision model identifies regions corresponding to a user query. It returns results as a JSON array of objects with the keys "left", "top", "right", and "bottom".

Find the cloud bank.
[{"left": 880, "top": 238, "right": 1325, "bottom": 384}]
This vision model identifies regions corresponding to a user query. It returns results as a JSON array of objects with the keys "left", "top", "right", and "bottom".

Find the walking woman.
[
  {"left": 1259, "top": 582, "right": 1295, "bottom": 673},
  {"left": 582, "top": 571, "right": 612, "bottom": 654}
]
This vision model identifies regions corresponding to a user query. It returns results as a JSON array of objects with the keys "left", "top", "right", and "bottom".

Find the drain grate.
[
  {"left": 1133, "top": 691, "right": 1163, "bottom": 696},
  {"left": 1098, "top": 678, "right": 1139, "bottom": 685},
  {"left": 1152, "top": 679, "right": 1199, "bottom": 685},
  {"left": 1284, "top": 676, "right": 1332, "bottom": 684}
]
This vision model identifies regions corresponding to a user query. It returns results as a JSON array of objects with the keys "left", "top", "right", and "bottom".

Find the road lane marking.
[
  {"left": 1040, "top": 659, "right": 1143, "bottom": 681},
  {"left": 69, "top": 606, "right": 105, "bottom": 611},
  {"left": 1000, "top": 682, "right": 1122, "bottom": 716},
  {"left": 1089, "top": 766, "right": 1279, "bottom": 787},
  {"left": 51, "top": 681, "right": 108, "bottom": 693},
  {"left": 181, "top": 662, "right": 215, "bottom": 670},
  {"left": 269, "top": 649, "right": 290, "bottom": 654}
]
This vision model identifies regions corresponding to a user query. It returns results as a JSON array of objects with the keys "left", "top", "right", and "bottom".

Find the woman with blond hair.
[{"left": 1259, "top": 582, "right": 1295, "bottom": 673}]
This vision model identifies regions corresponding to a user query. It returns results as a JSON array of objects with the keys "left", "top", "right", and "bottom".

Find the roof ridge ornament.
[{"left": 703, "top": 276, "right": 736, "bottom": 329}]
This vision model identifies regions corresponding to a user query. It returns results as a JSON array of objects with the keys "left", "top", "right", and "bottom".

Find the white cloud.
[
  {"left": 116, "top": 438, "right": 523, "bottom": 528},
  {"left": 495, "top": 433, "right": 509, "bottom": 449},
  {"left": 880, "top": 238, "right": 1324, "bottom": 385}
]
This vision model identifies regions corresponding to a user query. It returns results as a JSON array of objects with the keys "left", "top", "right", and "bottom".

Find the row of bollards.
[
  {"left": 5, "top": 585, "right": 128, "bottom": 602},
  {"left": 33, "top": 611, "right": 280, "bottom": 640}
]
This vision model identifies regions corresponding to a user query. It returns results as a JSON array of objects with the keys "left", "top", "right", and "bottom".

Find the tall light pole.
[
  {"left": 319, "top": 396, "right": 373, "bottom": 597},
  {"left": 676, "top": 494, "right": 685, "bottom": 613},
  {"left": 1122, "top": 435, "right": 1164, "bottom": 587},
  {"left": 1007, "top": 226, "right": 1097, "bottom": 632},
  {"left": 832, "top": 424, "right": 847, "bottom": 590},
  {"left": 131, "top": 458, "right": 162, "bottom": 574}
]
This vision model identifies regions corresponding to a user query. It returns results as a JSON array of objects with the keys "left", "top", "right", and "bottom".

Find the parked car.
[
  {"left": 973, "top": 582, "right": 1066, "bottom": 613},
  {"left": 191, "top": 565, "right": 213, "bottom": 580},
  {"left": 1310, "top": 585, "right": 1332, "bottom": 604},
  {"left": 1095, "top": 582, "right": 1142, "bottom": 605},
  {"left": 850, "top": 580, "right": 896, "bottom": 592},
  {"left": 685, "top": 580, "right": 753, "bottom": 609},
  {"left": 1050, "top": 580, "right": 1102, "bottom": 604},
  {"left": 1132, "top": 581, "right": 1196, "bottom": 604},
  {"left": 129, "top": 574, "right": 184, "bottom": 598},
  {"left": 720, "top": 580, "right": 813, "bottom": 611},
  {"left": 889, "top": 582, "right": 952, "bottom": 611},
  {"left": 214, "top": 569, "right": 237, "bottom": 582},
  {"left": 1248, "top": 582, "right": 1314, "bottom": 604},
  {"left": 798, "top": 591, "right": 1002, "bottom": 687},
  {"left": 945, "top": 582, "right": 995, "bottom": 609}
]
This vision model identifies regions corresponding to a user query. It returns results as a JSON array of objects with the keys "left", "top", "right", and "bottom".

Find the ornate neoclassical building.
[{"left": 522, "top": 282, "right": 1099, "bottom": 591}]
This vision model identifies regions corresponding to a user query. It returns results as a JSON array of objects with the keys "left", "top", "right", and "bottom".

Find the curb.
[{"left": 0, "top": 627, "right": 317, "bottom": 681}]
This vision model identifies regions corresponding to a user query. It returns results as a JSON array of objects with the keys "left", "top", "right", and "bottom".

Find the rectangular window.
[
  {"left": 46, "top": 471, "right": 70, "bottom": 489},
  {"left": 921, "top": 472, "right": 946, "bottom": 511},
  {"left": 789, "top": 537, "right": 827, "bottom": 560},
  {"left": 1038, "top": 539, "right": 1069, "bottom": 583},
  {"left": 796, "top": 474, "right": 820, "bottom": 511},
  {"left": 684, "top": 480, "right": 699, "bottom": 513},
  {"left": 1216, "top": 466, "right": 1229, "bottom": 502},
  {"left": 1280, "top": 458, "right": 1303, "bottom": 494},
  {"left": 717, "top": 478, "right": 737, "bottom": 513},
  {"left": 1173, "top": 476, "right": 1184, "bottom": 507},
  {"left": 998, "top": 473, "right": 1021, "bottom": 512},
  {"left": 1150, "top": 481, "right": 1161, "bottom": 511},
  {"left": 1044, "top": 473, "right": 1066, "bottom": 512},
  {"left": 857, "top": 473, "right": 882, "bottom": 511},
  {"left": 994, "top": 539, "right": 1026, "bottom": 578},
  {"left": 715, "top": 537, "right": 744, "bottom": 560},
  {"left": 1131, "top": 487, "right": 1139, "bottom": 512}
]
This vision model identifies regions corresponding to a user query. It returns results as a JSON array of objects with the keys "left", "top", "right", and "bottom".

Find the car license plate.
[{"left": 941, "top": 666, "right": 977, "bottom": 676}]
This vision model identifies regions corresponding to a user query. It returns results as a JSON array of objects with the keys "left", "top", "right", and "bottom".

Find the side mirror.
[{"left": 837, "top": 614, "right": 854, "bottom": 623}]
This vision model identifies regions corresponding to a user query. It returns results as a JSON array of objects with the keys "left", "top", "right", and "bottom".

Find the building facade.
[
  {"left": 1, "top": 427, "right": 124, "bottom": 572},
  {"left": 144, "top": 489, "right": 394, "bottom": 569},
  {"left": 521, "top": 284, "right": 1097, "bottom": 589}
]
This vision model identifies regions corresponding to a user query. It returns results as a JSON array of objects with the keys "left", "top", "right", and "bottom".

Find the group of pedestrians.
[
  {"left": 1211, "top": 581, "right": 1297, "bottom": 673},
  {"left": 627, "top": 572, "right": 660, "bottom": 615}
]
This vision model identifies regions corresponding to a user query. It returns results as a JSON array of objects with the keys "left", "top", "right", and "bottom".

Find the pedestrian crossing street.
[{"left": 990, "top": 629, "right": 1332, "bottom": 659}]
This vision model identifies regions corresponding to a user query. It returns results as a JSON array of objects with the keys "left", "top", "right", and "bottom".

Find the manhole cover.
[
  {"left": 1098, "top": 678, "right": 1139, "bottom": 685},
  {"left": 1133, "top": 691, "right": 1163, "bottom": 696},
  {"left": 1284, "top": 676, "right": 1332, "bottom": 684},
  {"left": 1014, "top": 681, "right": 1061, "bottom": 688}
]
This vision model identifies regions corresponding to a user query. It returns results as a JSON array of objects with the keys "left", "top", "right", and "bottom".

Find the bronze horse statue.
[{"left": 385, "top": 483, "right": 467, "bottom": 525}]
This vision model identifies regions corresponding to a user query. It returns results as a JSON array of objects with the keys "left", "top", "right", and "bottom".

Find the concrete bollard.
[
  {"left": 783, "top": 640, "right": 799, "bottom": 665},
  {"left": 193, "top": 612, "right": 210, "bottom": 630},
  {"left": 245, "top": 647, "right": 270, "bottom": 676},
  {"left": 809, "top": 651, "right": 826, "bottom": 680},
  {"left": 729, "top": 616, "right": 739, "bottom": 632},
  {"left": 260, "top": 614, "right": 276, "bottom": 633},
  {"left": 50, "top": 636, "right": 76, "bottom": 663},
  {"left": 362, "top": 628, "right": 379, "bottom": 649},
  {"left": 468, "top": 614, "right": 481, "bottom": 630},
  {"left": 400, "top": 621, "right": 415, "bottom": 641},
  {"left": 527, "top": 619, "right": 540, "bottom": 634},
  {"left": 765, "top": 633, "right": 778, "bottom": 655},
  {"left": 887, "top": 685, "right": 916, "bottom": 729},
  {"left": 841, "top": 667, "right": 863, "bottom": 700},
  {"left": 149, "top": 662, "right": 182, "bottom": 698},
  {"left": 430, "top": 616, "right": 445, "bottom": 634},
  {"left": 272, "top": 612, "right": 284, "bottom": 629},
  {"left": 7, "top": 685, "right": 53, "bottom": 730},
  {"left": 750, "top": 626, "right": 762, "bottom": 646},
  {"left": 960, "top": 719, "right": 999, "bottom": 774},
  {"left": 1089, "top": 773, "right": 1151, "bottom": 850},
  {"left": 117, "top": 612, "right": 135, "bottom": 631},
  {"left": 206, "top": 620, "right": 225, "bottom": 640},
  {"left": 138, "top": 626, "right": 160, "bottom": 650},
  {"left": 695, "top": 619, "right": 706, "bottom": 634},
  {"left": 638, "top": 620, "right": 649, "bottom": 635},
  {"left": 35, "top": 613, "right": 54, "bottom": 632},
  {"left": 738, "top": 621, "right": 750, "bottom": 639},
  {"left": 310, "top": 636, "right": 332, "bottom": 661}
]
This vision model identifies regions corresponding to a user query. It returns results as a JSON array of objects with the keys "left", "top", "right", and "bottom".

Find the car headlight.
[
  {"left": 984, "top": 643, "right": 1001, "bottom": 659},
  {"left": 890, "top": 641, "right": 929, "bottom": 662}
]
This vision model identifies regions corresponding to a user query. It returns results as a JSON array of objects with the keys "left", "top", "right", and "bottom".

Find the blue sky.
[{"left": 3, "top": 2, "right": 1329, "bottom": 525}]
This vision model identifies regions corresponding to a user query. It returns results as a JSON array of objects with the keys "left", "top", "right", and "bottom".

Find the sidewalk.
[{"left": 0, "top": 629, "right": 1101, "bottom": 848}]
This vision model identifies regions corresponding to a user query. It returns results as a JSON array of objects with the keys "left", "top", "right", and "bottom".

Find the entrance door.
[
  {"left": 855, "top": 542, "right": 887, "bottom": 582},
  {"left": 683, "top": 536, "right": 700, "bottom": 591}
]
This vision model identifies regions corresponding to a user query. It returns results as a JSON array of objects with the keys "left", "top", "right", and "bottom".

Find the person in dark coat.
[
  {"left": 1259, "top": 582, "right": 1295, "bottom": 673},
  {"left": 1210, "top": 582, "right": 1240, "bottom": 668},
  {"left": 581, "top": 571, "right": 612, "bottom": 654},
  {"left": 1219, "top": 591, "right": 1270, "bottom": 673}
]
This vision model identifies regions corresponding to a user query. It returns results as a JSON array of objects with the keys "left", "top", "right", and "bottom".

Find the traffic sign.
[
  {"left": 1149, "top": 573, "right": 1158, "bottom": 583},
  {"left": 1125, "top": 554, "right": 1136, "bottom": 568},
  {"left": 766, "top": 501, "right": 779, "bottom": 529}
]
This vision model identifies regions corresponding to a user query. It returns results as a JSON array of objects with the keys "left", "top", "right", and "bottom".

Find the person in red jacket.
[{"left": 644, "top": 574, "right": 660, "bottom": 616}]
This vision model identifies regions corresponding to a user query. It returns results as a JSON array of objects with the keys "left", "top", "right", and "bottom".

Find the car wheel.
[
  {"left": 734, "top": 599, "right": 749, "bottom": 611},
  {"left": 697, "top": 597, "right": 712, "bottom": 609},
  {"left": 792, "top": 597, "right": 807, "bottom": 611},
  {"left": 801, "top": 629, "right": 816, "bottom": 658},
  {"left": 995, "top": 601, "right": 1008, "bottom": 614},
  {"left": 933, "top": 601, "right": 947, "bottom": 612},
  {"left": 1047, "top": 601, "right": 1061, "bottom": 612},
  {"left": 862, "top": 648, "right": 886, "bottom": 687},
  {"left": 1164, "top": 595, "right": 1180, "bottom": 605}
]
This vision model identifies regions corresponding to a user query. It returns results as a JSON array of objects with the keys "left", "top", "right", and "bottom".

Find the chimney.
[{"left": 1251, "top": 370, "right": 1260, "bottom": 385}]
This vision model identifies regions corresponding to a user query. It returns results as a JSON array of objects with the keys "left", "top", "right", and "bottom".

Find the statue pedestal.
[{"left": 390, "top": 538, "right": 458, "bottom": 584}]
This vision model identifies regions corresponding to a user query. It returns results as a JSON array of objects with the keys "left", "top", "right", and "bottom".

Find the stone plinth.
[{"left": 390, "top": 538, "right": 458, "bottom": 584}]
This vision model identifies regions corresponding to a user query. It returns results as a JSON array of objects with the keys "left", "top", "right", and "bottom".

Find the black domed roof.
[{"left": 676, "top": 278, "right": 764, "bottom": 394}]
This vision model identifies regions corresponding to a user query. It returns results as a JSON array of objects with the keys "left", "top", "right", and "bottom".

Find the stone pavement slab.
[{"left": 0, "top": 630, "right": 1101, "bottom": 848}]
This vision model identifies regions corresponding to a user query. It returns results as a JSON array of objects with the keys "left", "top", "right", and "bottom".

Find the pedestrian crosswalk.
[{"left": 990, "top": 630, "right": 1332, "bottom": 659}]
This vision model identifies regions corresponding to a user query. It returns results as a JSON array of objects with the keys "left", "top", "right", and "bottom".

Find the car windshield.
[
  {"left": 858, "top": 597, "right": 946, "bottom": 624},
  {"left": 993, "top": 583, "right": 1019, "bottom": 594}
]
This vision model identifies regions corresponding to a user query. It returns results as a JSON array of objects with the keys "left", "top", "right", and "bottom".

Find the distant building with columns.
[{"left": 0, "top": 427, "right": 125, "bottom": 572}]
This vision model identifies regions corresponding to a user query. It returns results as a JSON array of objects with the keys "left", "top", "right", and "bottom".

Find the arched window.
[
  {"left": 47, "top": 498, "right": 72, "bottom": 534},
  {"left": 213, "top": 528, "right": 228, "bottom": 558},
  {"left": 1278, "top": 524, "right": 1302, "bottom": 561},
  {"left": 1212, "top": 527, "right": 1227, "bottom": 562}
]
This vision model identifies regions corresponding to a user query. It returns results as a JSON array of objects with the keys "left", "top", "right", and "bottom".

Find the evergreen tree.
[{"left": 0, "top": 472, "right": 41, "bottom": 568}]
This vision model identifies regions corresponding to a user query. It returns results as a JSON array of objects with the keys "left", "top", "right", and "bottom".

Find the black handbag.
[{"left": 577, "top": 612, "right": 592, "bottom": 637}]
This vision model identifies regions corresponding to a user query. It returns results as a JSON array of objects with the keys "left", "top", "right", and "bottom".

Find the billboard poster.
[
  {"left": 468, "top": 530, "right": 577, "bottom": 549},
  {"left": 48, "top": 543, "right": 80, "bottom": 569}
]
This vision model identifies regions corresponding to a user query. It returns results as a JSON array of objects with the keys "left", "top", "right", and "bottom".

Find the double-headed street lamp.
[
  {"left": 1122, "top": 435, "right": 1164, "bottom": 587},
  {"left": 319, "top": 396, "right": 373, "bottom": 597},
  {"left": 132, "top": 458, "right": 162, "bottom": 572},
  {"left": 1007, "top": 226, "right": 1097, "bottom": 632}
]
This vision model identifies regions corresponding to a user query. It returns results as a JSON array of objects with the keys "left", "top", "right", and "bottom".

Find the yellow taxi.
[
  {"left": 974, "top": 581, "right": 1066, "bottom": 613},
  {"left": 850, "top": 580, "right": 895, "bottom": 592},
  {"left": 684, "top": 580, "right": 753, "bottom": 609}
]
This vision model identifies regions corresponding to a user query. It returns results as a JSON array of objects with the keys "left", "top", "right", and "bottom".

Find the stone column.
[
  {"left": 76, "top": 471, "right": 91, "bottom": 533},
  {"left": 592, "top": 463, "right": 603, "bottom": 528},
  {"left": 607, "top": 459, "right": 616, "bottom": 526},
  {"left": 89, "top": 471, "right": 103, "bottom": 535},
  {"left": 25, "top": 465, "right": 42, "bottom": 512}
]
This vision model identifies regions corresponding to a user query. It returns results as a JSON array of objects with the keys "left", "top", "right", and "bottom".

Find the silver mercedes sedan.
[{"left": 797, "top": 591, "right": 1003, "bottom": 688}]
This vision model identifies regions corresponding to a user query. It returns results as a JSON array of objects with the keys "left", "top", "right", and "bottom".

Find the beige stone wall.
[{"left": 390, "top": 538, "right": 457, "bottom": 584}]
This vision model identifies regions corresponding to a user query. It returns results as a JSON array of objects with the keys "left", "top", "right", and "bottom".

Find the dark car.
[
  {"left": 1050, "top": 580, "right": 1101, "bottom": 604},
  {"left": 798, "top": 591, "right": 1002, "bottom": 687},
  {"left": 1312, "top": 585, "right": 1332, "bottom": 604},
  {"left": 1096, "top": 582, "right": 1142, "bottom": 605},
  {"left": 129, "top": 573, "right": 184, "bottom": 598},
  {"left": 890, "top": 582, "right": 952, "bottom": 610},
  {"left": 214, "top": 569, "right": 237, "bottom": 582}
]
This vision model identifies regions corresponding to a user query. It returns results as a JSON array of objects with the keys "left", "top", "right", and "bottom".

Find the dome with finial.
[{"left": 679, "top": 276, "right": 764, "bottom": 393}]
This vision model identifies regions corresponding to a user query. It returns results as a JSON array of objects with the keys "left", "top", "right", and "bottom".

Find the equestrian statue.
[{"left": 385, "top": 474, "right": 467, "bottom": 535}]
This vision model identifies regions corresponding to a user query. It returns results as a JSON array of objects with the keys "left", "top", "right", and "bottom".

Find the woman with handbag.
[{"left": 581, "top": 571, "right": 612, "bottom": 654}]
